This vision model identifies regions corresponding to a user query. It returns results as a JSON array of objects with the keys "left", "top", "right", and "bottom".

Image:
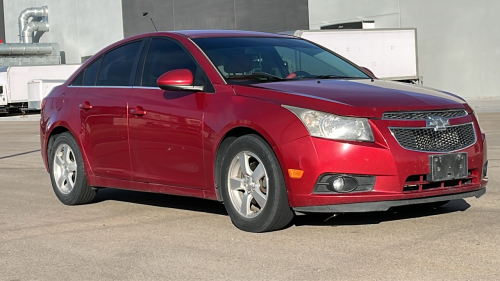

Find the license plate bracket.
[{"left": 427, "top": 152, "right": 468, "bottom": 182}]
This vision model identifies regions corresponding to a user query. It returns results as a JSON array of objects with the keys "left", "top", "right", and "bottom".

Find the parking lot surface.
[{"left": 1, "top": 109, "right": 499, "bottom": 280}]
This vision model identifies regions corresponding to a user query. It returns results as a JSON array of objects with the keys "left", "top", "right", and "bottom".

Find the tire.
[
  {"left": 48, "top": 132, "right": 96, "bottom": 205},
  {"left": 220, "top": 134, "right": 294, "bottom": 232}
]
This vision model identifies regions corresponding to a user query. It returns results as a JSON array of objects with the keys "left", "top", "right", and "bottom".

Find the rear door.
[
  {"left": 74, "top": 40, "right": 143, "bottom": 180},
  {"left": 128, "top": 37, "right": 210, "bottom": 189}
]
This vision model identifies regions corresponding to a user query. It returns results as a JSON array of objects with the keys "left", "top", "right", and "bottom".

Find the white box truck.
[
  {"left": 290, "top": 29, "right": 419, "bottom": 82},
  {"left": 0, "top": 64, "right": 80, "bottom": 113}
]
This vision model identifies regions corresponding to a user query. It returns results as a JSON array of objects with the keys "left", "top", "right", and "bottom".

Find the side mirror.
[
  {"left": 360, "top": 67, "right": 377, "bottom": 79},
  {"left": 157, "top": 69, "right": 204, "bottom": 91}
]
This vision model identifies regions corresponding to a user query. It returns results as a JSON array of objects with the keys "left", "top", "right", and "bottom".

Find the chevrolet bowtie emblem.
[{"left": 426, "top": 116, "right": 450, "bottom": 131}]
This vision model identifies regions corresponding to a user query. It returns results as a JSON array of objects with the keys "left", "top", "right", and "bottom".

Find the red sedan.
[{"left": 40, "top": 30, "right": 488, "bottom": 232}]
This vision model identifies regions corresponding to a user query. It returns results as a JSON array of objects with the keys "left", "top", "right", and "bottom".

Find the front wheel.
[
  {"left": 48, "top": 132, "right": 96, "bottom": 205},
  {"left": 220, "top": 135, "right": 294, "bottom": 232}
]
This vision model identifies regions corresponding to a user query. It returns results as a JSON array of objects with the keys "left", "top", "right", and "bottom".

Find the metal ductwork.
[
  {"left": 0, "top": 43, "right": 54, "bottom": 55},
  {"left": 22, "top": 21, "right": 50, "bottom": 43},
  {"left": 0, "top": 6, "right": 60, "bottom": 66},
  {"left": 18, "top": 6, "right": 49, "bottom": 43}
]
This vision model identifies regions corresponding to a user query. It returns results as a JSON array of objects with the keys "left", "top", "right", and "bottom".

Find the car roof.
[{"left": 171, "top": 30, "right": 292, "bottom": 39}]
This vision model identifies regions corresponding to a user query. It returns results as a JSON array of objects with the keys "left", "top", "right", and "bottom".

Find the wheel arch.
[
  {"left": 45, "top": 124, "right": 93, "bottom": 179},
  {"left": 47, "top": 126, "right": 71, "bottom": 153},
  {"left": 213, "top": 126, "right": 282, "bottom": 202}
]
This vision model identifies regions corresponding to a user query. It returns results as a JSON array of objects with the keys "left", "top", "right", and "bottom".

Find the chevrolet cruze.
[{"left": 40, "top": 30, "right": 488, "bottom": 232}]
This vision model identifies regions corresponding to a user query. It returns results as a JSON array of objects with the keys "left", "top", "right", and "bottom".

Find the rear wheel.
[
  {"left": 220, "top": 135, "right": 294, "bottom": 232},
  {"left": 48, "top": 132, "right": 96, "bottom": 205}
]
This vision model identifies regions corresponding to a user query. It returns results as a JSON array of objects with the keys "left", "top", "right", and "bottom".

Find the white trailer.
[
  {"left": 291, "top": 29, "right": 419, "bottom": 82},
  {"left": 27, "top": 79, "right": 67, "bottom": 110},
  {"left": 0, "top": 64, "right": 80, "bottom": 113}
]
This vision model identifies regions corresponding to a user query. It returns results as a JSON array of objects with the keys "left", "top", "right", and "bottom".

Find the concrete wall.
[
  {"left": 3, "top": 0, "right": 124, "bottom": 64},
  {"left": 122, "top": 0, "right": 309, "bottom": 37},
  {"left": 308, "top": 0, "right": 500, "bottom": 99}
]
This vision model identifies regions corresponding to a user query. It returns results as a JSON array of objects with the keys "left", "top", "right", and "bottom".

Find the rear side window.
[
  {"left": 96, "top": 41, "right": 141, "bottom": 86},
  {"left": 141, "top": 39, "right": 201, "bottom": 87},
  {"left": 83, "top": 57, "right": 102, "bottom": 86}
]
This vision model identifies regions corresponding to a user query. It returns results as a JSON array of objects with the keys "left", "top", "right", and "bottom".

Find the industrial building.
[
  {"left": 0, "top": 0, "right": 497, "bottom": 99},
  {"left": 0, "top": 0, "right": 308, "bottom": 64},
  {"left": 309, "top": 0, "right": 500, "bottom": 100}
]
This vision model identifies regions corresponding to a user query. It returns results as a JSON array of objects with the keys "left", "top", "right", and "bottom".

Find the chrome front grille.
[
  {"left": 383, "top": 109, "right": 468, "bottom": 120},
  {"left": 390, "top": 123, "right": 476, "bottom": 152}
]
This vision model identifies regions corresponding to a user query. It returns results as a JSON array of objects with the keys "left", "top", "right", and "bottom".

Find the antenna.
[{"left": 142, "top": 12, "right": 158, "bottom": 32}]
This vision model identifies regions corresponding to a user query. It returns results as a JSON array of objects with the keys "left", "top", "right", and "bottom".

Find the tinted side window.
[
  {"left": 83, "top": 57, "right": 102, "bottom": 86},
  {"left": 141, "top": 39, "right": 201, "bottom": 87},
  {"left": 71, "top": 71, "right": 84, "bottom": 86},
  {"left": 96, "top": 41, "right": 141, "bottom": 86}
]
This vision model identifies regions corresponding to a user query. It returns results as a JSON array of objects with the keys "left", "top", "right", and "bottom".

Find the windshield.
[{"left": 192, "top": 37, "right": 370, "bottom": 84}]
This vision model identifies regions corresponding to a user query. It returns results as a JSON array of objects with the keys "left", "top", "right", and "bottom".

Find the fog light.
[
  {"left": 332, "top": 177, "right": 345, "bottom": 191},
  {"left": 314, "top": 174, "right": 375, "bottom": 193},
  {"left": 483, "top": 161, "right": 488, "bottom": 178},
  {"left": 327, "top": 176, "right": 358, "bottom": 193}
]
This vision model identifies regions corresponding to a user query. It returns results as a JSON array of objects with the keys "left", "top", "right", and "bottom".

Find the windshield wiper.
[
  {"left": 315, "top": 74, "right": 352, "bottom": 79},
  {"left": 227, "top": 72, "right": 286, "bottom": 81}
]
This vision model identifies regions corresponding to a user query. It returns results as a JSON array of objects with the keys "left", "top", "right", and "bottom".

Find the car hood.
[{"left": 233, "top": 79, "right": 469, "bottom": 118}]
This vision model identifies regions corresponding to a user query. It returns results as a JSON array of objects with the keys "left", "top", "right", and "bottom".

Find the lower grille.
[
  {"left": 390, "top": 123, "right": 476, "bottom": 152},
  {"left": 403, "top": 170, "right": 476, "bottom": 192}
]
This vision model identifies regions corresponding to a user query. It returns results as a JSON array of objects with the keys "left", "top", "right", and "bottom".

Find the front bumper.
[
  {"left": 278, "top": 115, "right": 488, "bottom": 209},
  {"left": 294, "top": 188, "right": 486, "bottom": 213}
]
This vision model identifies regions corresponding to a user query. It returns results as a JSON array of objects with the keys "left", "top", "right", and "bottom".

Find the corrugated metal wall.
[{"left": 121, "top": 0, "right": 309, "bottom": 37}]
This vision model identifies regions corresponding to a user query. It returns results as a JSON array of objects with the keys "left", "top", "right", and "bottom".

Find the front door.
[{"left": 128, "top": 38, "right": 207, "bottom": 189}]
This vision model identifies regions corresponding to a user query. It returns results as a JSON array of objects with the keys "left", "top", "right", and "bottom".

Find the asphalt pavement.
[{"left": 0, "top": 101, "right": 499, "bottom": 280}]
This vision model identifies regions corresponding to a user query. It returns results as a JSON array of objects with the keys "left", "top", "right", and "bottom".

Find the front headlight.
[{"left": 283, "top": 105, "right": 374, "bottom": 142}]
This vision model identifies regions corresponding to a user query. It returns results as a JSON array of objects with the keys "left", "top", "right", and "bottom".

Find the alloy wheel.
[
  {"left": 227, "top": 151, "right": 269, "bottom": 218},
  {"left": 52, "top": 143, "right": 78, "bottom": 195}
]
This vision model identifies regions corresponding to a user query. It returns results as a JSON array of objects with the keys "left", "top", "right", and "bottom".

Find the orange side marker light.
[{"left": 288, "top": 169, "right": 304, "bottom": 179}]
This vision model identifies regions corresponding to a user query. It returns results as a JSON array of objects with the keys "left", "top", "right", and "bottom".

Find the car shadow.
[
  {"left": 93, "top": 188, "right": 228, "bottom": 216},
  {"left": 91, "top": 189, "right": 471, "bottom": 228},
  {"left": 293, "top": 199, "right": 470, "bottom": 227}
]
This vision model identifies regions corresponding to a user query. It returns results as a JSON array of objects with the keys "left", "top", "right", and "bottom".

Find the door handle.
[
  {"left": 130, "top": 106, "right": 147, "bottom": 116},
  {"left": 79, "top": 101, "right": 92, "bottom": 110}
]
